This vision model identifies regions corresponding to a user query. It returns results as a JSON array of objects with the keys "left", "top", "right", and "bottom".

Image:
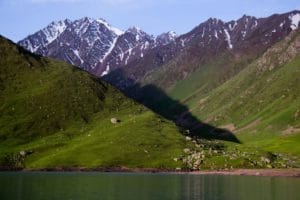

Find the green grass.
[
  {"left": 13, "top": 111, "right": 186, "bottom": 169},
  {"left": 0, "top": 36, "right": 189, "bottom": 170}
]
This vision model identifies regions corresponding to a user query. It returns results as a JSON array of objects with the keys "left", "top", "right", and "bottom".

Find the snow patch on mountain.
[
  {"left": 229, "top": 22, "right": 237, "bottom": 31},
  {"left": 99, "top": 37, "right": 119, "bottom": 64},
  {"left": 169, "top": 31, "right": 177, "bottom": 39},
  {"left": 252, "top": 20, "right": 258, "bottom": 28},
  {"left": 180, "top": 39, "right": 185, "bottom": 47},
  {"left": 43, "top": 20, "right": 68, "bottom": 44},
  {"left": 73, "top": 49, "right": 84, "bottom": 64},
  {"left": 156, "top": 31, "right": 177, "bottom": 45},
  {"left": 224, "top": 29, "right": 233, "bottom": 49},
  {"left": 101, "top": 65, "right": 110, "bottom": 76},
  {"left": 214, "top": 30, "right": 218, "bottom": 39},
  {"left": 289, "top": 13, "right": 300, "bottom": 30},
  {"left": 74, "top": 18, "right": 90, "bottom": 35},
  {"left": 242, "top": 30, "right": 247, "bottom": 39},
  {"left": 96, "top": 19, "right": 124, "bottom": 36},
  {"left": 125, "top": 48, "right": 133, "bottom": 65},
  {"left": 20, "top": 19, "right": 70, "bottom": 53},
  {"left": 24, "top": 40, "right": 38, "bottom": 52}
]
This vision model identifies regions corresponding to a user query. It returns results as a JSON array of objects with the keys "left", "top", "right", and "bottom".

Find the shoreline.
[
  {"left": 187, "top": 169, "right": 300, "bottom": 177},
  {"left": 1, "top": 167, "right": 300, "bottom": 177}
]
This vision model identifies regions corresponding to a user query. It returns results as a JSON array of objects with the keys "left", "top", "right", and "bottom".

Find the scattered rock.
[
  {"left": 185, "top": 136, "right": 192, "bottom": 141},
  {"left": 183, "top": 148, "right": 190, "bottom": 153},
  {"left": 110, "top": 118, "right": 120, "bottom": 124},
  {"left": 282, "top": 126, "right": 300, "bottom": 135},
  {"left": 19, "top": 151, "right": 26, "bottom": 156}
]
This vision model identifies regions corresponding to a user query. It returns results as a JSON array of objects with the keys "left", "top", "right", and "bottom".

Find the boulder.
[{"left": 110, "top": 118, "right": 120, "bottom": 124}]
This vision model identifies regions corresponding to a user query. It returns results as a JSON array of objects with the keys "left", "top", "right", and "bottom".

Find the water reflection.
[{"left": 0, "top": 172, "right": 299, "bottom": 200}]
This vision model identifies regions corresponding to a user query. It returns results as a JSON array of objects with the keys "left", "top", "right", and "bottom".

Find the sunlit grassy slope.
[
  {"left": 168, "top": 30, "right": 300, "bottom": 158},
  {"left": 0, "top": 36, "right": 188, "bottom": 169}
]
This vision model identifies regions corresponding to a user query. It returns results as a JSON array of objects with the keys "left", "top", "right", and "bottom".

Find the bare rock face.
[
  {"left": 256, "top": 30, "right": 300, "bottom": 72},
  {"left": 91, "top": 26, "right": 157, "bottom": 76}
]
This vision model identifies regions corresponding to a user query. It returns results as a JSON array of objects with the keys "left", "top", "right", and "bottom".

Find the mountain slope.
[
  {"left": 0, "top": 35, "right": 189, "bottom": 169},
  {"left": 168, "top": 29, "right": 300, "bottom": 158}
]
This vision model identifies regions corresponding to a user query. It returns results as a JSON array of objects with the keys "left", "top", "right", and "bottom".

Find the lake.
[{"left": 0, "top": 172, "right": 299, "bottom": 200}]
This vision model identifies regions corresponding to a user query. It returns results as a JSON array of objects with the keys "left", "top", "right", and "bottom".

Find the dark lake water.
[{"left": 0, "top": 172, "right": 299, "bottom": 200}]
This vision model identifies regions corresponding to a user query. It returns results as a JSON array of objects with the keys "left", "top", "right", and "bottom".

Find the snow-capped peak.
[
  {"left": 96, "top": 18, "right": 124, "bottom": 36},
  {"left": 43, "top": 20, "right": 69, "bottom": 43},
  {"left": 125, "top": 26, "right": 151, "bottom": 42},
  {"left": 156, "top": 31, "right": 177, "bottom": 45},
  {"left": 19, "top": 19, "right": 71, "bottom": 53},
  {"left": 126, "top": 26, "right": 142, "bottom": 34},
  {"left": 167, "top": 31, "right": 177, "bottom": 39},
  {"left": 82, "top": 17, "right": 93, "bottom": 23}
]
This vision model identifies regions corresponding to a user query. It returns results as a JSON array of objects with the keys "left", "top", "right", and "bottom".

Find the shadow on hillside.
[{"left": 104, "top": 69, "right": 240, "bottom": 143}]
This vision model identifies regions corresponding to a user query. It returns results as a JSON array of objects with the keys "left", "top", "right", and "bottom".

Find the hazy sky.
[{"left": 1, "top": 0, "right": 299, "bottom": 42}]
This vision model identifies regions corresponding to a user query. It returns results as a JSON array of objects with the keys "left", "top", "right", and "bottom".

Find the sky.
[{"left": 0, "top": 0, "right": 300, "bottom": 42}]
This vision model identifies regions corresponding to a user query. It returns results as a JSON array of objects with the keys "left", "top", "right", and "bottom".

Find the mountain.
[
  {"left": 91, "top": 26, "right": 156, "bottom": 76},
  {"left": 0, "top": 35, "right": 190, "bottom": 170},
  {"left": 105, "top": 10, "right": 300, "bottom": 90},
  {"left": 19, "top": 11, "right": 300, "bottom": 91},
  {"left": 19, "top": 17, "right": 124, "bottom": 74},
  {"left": 19, "top": 18, "right": 177, "bottom": 77}
]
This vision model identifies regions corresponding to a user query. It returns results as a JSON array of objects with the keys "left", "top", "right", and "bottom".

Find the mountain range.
[
  {"left": 19, "top": 11, "right": 300, "bottom": 84},
  {"left": 19, "top": 18, "right": 176, "bottom": 77}
]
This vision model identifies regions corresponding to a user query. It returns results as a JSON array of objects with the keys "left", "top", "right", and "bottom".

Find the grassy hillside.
[
  {"left": 167, "top": 30, "right": 300, "bottom": 163},
  {"left": 0, "top": 36, "right": 189, "bottom": 170}
]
